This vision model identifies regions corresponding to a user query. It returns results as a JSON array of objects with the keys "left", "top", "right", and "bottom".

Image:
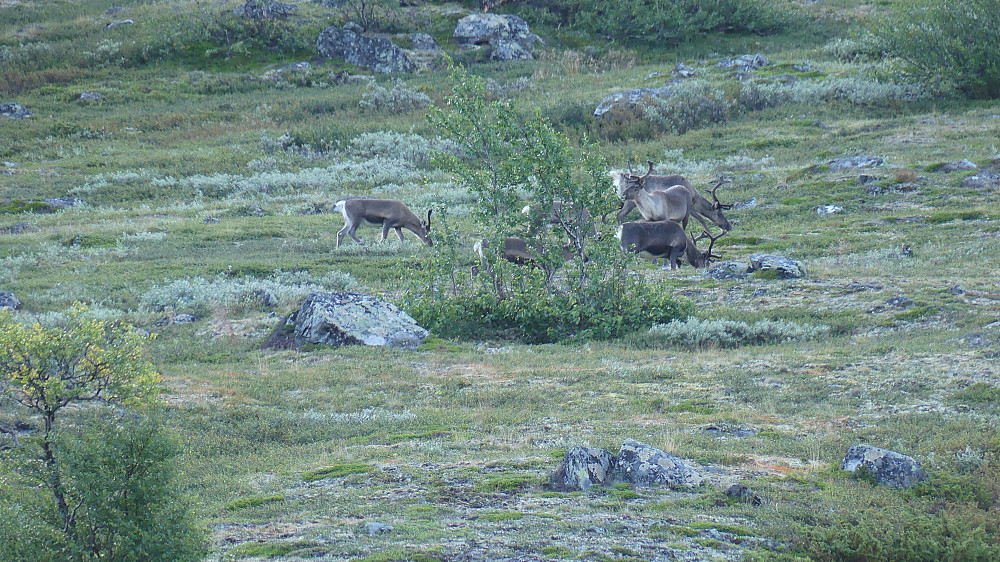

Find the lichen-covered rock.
[
  {"left": 828, "top": 155, "right": 884, "bottom": 171},
  {"left": 704, "top": 260, "right": 749, "bottom": 280},
  {"left": 842, "top": 444, "right": 928, "bottom": 489},
  {"left": 234, "top": 0, "right": 296, "bottom": 18},
  {"left": 614, "top": 439, "right": 704, "bottom": 489},
  {"left": 490, "top": 39, "right": 532, "bottom": 62},
  {"left": 453, "top": 13, "right": 535, "bottom": 48},
  {"left": 263, "top": 292, "right": 428, "bottom": 350},
  {"left": 717, "top": 53, "right": 769, "bottom": 71},
  {"left": 749, "top": 254, "right": 806, "bottom": 279},
  {"left": 0, "top": 103, "right": 32, "bottom": 119},
  {"left": 549, "top": 446, "right": 616, "bottom": 492},
  {"left": 409, "top": 33, "right": 439, "bottom": 51},
  {"left": 594, "top": 86, "right": 673, "bottom": 118},
  {"left": 317, "top": 28, "right": 415, "bottom": 74},
  {"left": 43, "top": 197, "right": 85, "bottom": 209},
  {"left": 0, "top": 291, "right": 21, "bottom": 310},
  {"left": 725, "top": 483, "right": 762, "bottom": 506},
  {"left": 816, "top": 205, "right": 843, "bottom": 216}
]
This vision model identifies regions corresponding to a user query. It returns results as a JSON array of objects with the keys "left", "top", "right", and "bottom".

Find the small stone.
[
  {"left": 79, "top": 92, "right": 102, "bottom": 102},
  {"left": 816, "top": 205, "right": 843, "bottom": 216},
  {"left": 948, "top": 285, "right": 965, "bottom": 295},
  {"left": 203, "top": 217, "right": 220, "bottom": 224},
  {"left": 725, "top": 483, "right": 762, "bottom": 506},
  {"left": 0, "top": 103, "right": 32, "bottom": 119},
  {"left": 844, "top": 282, "right": 883, "bottom": 293},
  {"left": 858, "top": 174, "right": 878, "bottom": 184},
  {"left": 704, "top": 260, "right": 749, "bottom": 280},
  {"left": 828, "top": 155, "right": 884, "bottom": 171},
  {"left": 366, "top": 522, "right": 393, "bottom": 535},
  {"left": 733, "top": 197, "right": 758, "bottom": 210},
  {"left": 749, "top": 254, "right": 806, "bottom": 279},
  {"left": 886, "top": 296, "right": 913, "bottom": 308},
  {"left": 0, "top": 291, "right": 22, "bottom": 310},
  {"left": 716, "top": 53, "right": 769, "bottom": 71}
]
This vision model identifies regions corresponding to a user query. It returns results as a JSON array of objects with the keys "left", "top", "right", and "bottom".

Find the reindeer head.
[{"left": 689, "top": 229, "right": 726, "bottom": 268}]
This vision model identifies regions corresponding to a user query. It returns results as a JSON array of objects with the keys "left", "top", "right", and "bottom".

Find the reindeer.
[
  {"left": 474, "top": 236, "right": 576, "bottom": 267},
  {"left": 620, "top": 182, "right": 693, "bottom": 226},
  {"left": 612, "top": 162, "right": 732, "bottom": 231},
  {"left": 334, "top": 198, "right": 432, "bottom": 247},
  {"left": 617, "top": 221, "right": 723, "bottom": 270}
]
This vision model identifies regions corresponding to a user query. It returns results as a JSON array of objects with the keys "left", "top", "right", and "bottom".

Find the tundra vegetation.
[{"left": 1, "top": 0, "right": 999, "bottom": 560}]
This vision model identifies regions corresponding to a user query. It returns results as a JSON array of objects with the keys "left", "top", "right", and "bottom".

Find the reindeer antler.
[
  {"left": 642, "top": 160, "right": 654, "bottom": 179},
  {"left": 695, "top": 229, "right": 725, "bottom": 263},
  {"left": 708, "top": 174, "right": 734, "bottom": 211}
]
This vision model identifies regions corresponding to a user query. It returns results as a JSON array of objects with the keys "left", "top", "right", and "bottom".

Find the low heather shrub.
[
  {"left": 647, "top": 317, "right": 829, "bottom": 349},
  {"left": 346, "top": 131, "right": 461, "bottom": 166},
  {"left": 359, "top": 79, "right": 433, "bottom": 114},
  {"left": 642, "top": 80, "right": 731, "bottom": 134},
  {"left": 139, "top": 270, "right": 358, "bottom": 315}
]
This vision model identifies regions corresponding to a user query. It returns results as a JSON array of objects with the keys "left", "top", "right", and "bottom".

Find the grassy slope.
[{"left": 2, "top": 0, "right": 999, "bottom": 560}]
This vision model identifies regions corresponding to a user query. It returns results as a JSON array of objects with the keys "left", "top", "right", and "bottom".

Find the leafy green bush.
[
  {"left": 862, "top": 0, "right": 1000, "bottom": 99},
  {"left": 514, "top": 0, "right": 794, "bottom": 44},
  {"left": 647, "top": 317, "right": 829, "bottom": 348}
]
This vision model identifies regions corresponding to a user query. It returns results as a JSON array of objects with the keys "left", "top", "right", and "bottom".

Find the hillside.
[{"left": 2, "top": 0, "right": 999, "bottom": 560}]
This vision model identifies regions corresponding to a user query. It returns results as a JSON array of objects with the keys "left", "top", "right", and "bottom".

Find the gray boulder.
[
  {"left": 717, "top": 53, "right": 769, "bottom": 71},
  {"left": 453, "top": 13, "right": 537, "bottom": 49},
  {"left": 749, "top": 254, "right": 806, "bottom": 279},
  {"left": 0, "top": 103, "right": 32, "bottom": 119},
  {"left": 234, "top": 0, "right": 296, "bottom": 18},
  {"left": 79, "top": 92, "right": 102, "bottom": 102},
  {"left": 672, "top": 62, "right": 696, "bottom": 79},
  {"left": 263, "top": 292, "right": 428, "bottom": 350},
  {"left": 0, "top": 291, "right": 21, "bottom": 311},
  {"left": 938, "top": 158, "right": 977, "bottom": 173},
  {"left": 594, "top": 86, "right": 673, "bottom": 117},
  {"left": 614, "top": 439, "right": 704, "bottom": 489},
  {"left": 490, "top": 39, "right": 532, "bottom": 62},
  {"left": 549, "top": 446, "right": 616, "bottom": 492},
  {"left": 828, "top": 155, "right": 884, "bottom": 171},
  {"left": 725, "top": 483, "right": 762, "bottom": 506},
  {"left": 842, "top": 444, "right": 928, "bottom": 489},
  {"left": 317, "top": 28, "right": 415, "bottom": 74},
  {"left": 409, "top": 33, "right": 439, "bottom": 51}
]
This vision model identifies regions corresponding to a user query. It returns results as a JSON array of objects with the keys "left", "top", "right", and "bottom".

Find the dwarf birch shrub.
[
  {"left": 140, "top": 270, "right": 358, "bottom": 315},
  {"left": 346, "top": 131, "right": 462, "bottom": 166},
  {"left": 648, "top": 317, "right": 829, "bottom": 349},
  {"left": 643, "top": 80, "right": 731, "bottom": 133}
]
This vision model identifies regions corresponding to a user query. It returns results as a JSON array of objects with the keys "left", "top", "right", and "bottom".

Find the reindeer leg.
[
  {"left": 380, "top": 222, "right": 391, "bottom": 243},
  {"left": 348, "top": 226, "right": 364, "bottom": 245},
  {"left": 395, "top": 227, "right": 405, "bottom": 242}
]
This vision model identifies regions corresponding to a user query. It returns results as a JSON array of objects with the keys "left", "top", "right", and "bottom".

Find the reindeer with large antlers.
[
  {"left": 334, "top": 198, "right": 433, "bottom": 248},
  {"left": 612, "top": 161, "right": 733, "bottom": 232},
  {"left": 617, "top": 221, "right": 722, "bottom": 270}
]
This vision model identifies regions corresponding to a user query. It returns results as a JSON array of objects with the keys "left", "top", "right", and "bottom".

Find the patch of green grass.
[
  {"left": 473, "top": 473, "right": 538, "bottom": 493},
  {"left": 479, "top": 511, "right": 525, "bottom": 522},
  {"left": 540, "top": 545, "right": 575, "bottom": 558},
  {"left": 301, "top": 463, "right": 373, "bottom": 482},
  {"left": 662, "top": 400, "right": 716, "bottom": 415},
  {"left": 356, "top": 549, "right": 443, "bottom": 562},
  {"left": 224, "top": 494, "right": 285, "bottom": 511},
  {"left": 693, "top": 537, "right": 722, "bottom": 548},
  {"left": 927, "top": 210, "right": 987, "bottom": 224},
  {"left": 649, "top": 524, "right": 701, "bottom": 537},
  {"left": 949, "top": 383, "right": 1000, "bottom": 404},
  {"left": 893, "top": 306, "right": 929, "bottom": 321},
  {"left": 689, "top": 521, "right": 755, "bottom": 536},
  {"left": 228, "top": 540, "right": 320, "bottom": 559}
]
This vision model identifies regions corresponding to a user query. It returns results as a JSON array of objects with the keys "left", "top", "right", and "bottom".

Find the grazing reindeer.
[
  {"left": 617, "top": 221, "right": 722, "bottom": 270},
  {"left": 474, "top": 236, "right": 575, "bottom": 267},
  {"left": 334, "top": 198, "right": 432, "bottom": 247},
  {"left": 612, "top": 162, "right": 732, "bottom": 231}
]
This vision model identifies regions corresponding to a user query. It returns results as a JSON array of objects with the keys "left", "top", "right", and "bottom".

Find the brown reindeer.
[
  {"left": 617, "top": 221, "right": 722, "bottom": 270},
  {"left": 612, "top": 161, "right": 732, "bottom": 231},
  {"left": 334, "top": 198, "right": 432, "bottom": 247}
]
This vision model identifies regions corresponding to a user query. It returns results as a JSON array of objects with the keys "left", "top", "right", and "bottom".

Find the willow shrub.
[
  {"left": 862, "top": 0, "right": 1000, "bottom": 99},
  {"left": 404, "top": 65, "right": 691, "bottom": 343}
]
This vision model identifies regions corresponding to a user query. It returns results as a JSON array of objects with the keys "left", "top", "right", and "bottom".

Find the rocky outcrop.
[
  {"left": 317, "top": 27, "right": 415, "bottom": 74},
  {"left": 594, "top": 86, "right": 673, "bottom": 117},
  {"left": 0, "top": 291, "right": 21, "bottom": 310},
  {"left": 549, "top": 446, "right": 616, "bottom": 492},
  {"left": 842, "top": 444, "right": 928, "bottom": 489},
  {"left": 615, "top": 439, "right": 704, "bottom": 489},
  {"left": 938, "top": 159, "right": 977, "bottom": 173},
  {"left": 749, "top": 254, "right": 806, "bottom": 279},
  {"left": 263, "top": 292, "right": 428, "bottom": 350}
]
